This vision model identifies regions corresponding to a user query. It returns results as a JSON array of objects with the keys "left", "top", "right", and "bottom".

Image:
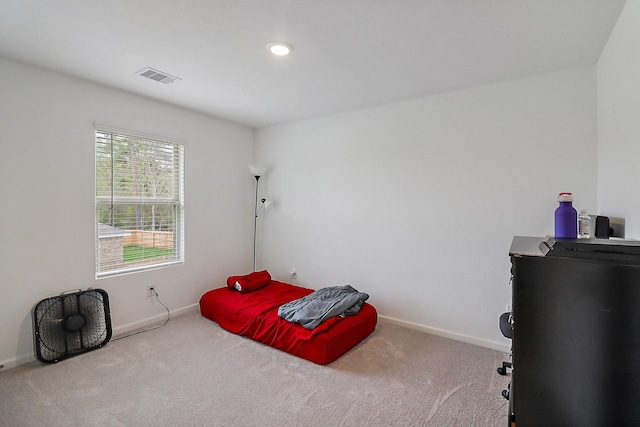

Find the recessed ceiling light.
[{"left": 266, "top": 41, "right": 294, "bottom": 56}]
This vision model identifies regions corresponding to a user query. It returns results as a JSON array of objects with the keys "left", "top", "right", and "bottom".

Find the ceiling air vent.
[{"left": 136, "top": 67, "right": 181, "bottom": 84}]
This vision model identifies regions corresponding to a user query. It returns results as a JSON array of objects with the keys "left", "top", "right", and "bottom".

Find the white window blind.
[{"left": 95, "top": 128, "right": 184, "bottom": 277}]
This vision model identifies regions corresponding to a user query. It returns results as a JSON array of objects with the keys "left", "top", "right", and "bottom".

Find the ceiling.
[{"left": 0, "top": 0, "right": 627, "bottom": 128}]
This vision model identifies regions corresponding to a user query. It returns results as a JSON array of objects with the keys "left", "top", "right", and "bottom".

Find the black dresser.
[{"left": 506, "top": 236, "right": 640, "bottom": 426}]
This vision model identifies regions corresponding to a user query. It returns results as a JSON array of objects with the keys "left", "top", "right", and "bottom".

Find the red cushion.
[{"left": 226, "top": 270, "right": 271, "bottom": 293}]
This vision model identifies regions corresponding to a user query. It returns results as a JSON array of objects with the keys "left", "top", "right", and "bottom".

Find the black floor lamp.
[{"left": 250, "top": 165, "right": 268, "bottom": 272}]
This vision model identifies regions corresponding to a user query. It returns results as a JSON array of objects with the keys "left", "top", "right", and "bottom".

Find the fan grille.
[{"left": 33, "top": 289, "right": 112, "bottom": 363}]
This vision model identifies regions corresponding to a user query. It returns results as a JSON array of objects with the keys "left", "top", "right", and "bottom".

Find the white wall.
[
  {"left": 0, "top": 53, "right": 604, "bottom": 367},
  {"left": 0, "top": 57, "right": 255, "bottom": 368},
  {"left": 598, "top": 1, "right": 640, "bottom": 238},
  {"left": 255, "top": 67, "right": 598, "bottom": 350}
]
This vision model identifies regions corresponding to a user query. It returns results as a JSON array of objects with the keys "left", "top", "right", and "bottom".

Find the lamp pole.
[
  {"left": 253, "top": 174, "right": 260, "bottom": 272},
  {"left": 250, "top": 165, "right": 267, "bottom": 272}
]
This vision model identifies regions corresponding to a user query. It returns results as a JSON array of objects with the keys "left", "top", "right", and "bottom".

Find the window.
[{"left": 95, "top": 127, "right": 184, "bottom": 277}]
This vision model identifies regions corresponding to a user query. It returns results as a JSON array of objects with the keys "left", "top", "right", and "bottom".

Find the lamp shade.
[
  {"left": 262, "top": 199, "right": 274, "bottom": 210},
  {"left": 249, "top": 165, "right": 267, "bottom": 177}
]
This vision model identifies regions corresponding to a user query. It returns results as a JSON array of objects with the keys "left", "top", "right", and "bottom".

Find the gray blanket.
[{"left": 277, "top": 285, "right": 369, "bottom": 329}]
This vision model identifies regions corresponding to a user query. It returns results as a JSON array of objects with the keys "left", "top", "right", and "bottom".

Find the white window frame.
[{"left": 95, "top": 125, "right": 184, "bottom": 278}]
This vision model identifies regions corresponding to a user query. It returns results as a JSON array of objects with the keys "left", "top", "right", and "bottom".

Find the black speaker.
[{"left": 595, "top": 216, "right": 610, "bottom": 239}]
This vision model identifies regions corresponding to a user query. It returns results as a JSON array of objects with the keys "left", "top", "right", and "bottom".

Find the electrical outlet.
[
  {"left": 147, "top": 286, "right": 156, "bottom": 297},
  {"left": 290, "top": 269, "right": 297, "bottom": 280}
]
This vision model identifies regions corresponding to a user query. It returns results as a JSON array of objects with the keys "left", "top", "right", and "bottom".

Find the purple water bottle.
[{"left": 555, "top": 192, "right": 577, "bottom": 238}]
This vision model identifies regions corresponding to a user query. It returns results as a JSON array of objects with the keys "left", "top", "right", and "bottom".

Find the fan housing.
[{"left": 33, "top": 288, "right": 112, "bottom": 363}]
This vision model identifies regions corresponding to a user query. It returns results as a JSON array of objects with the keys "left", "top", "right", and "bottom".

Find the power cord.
[{"left": 112, "top": 288, "right": 171, "bottom": 341}]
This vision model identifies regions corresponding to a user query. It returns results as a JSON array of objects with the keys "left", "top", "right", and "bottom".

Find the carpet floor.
[{"left": 0, "top": 311, "right": 510, "bottom": 426}]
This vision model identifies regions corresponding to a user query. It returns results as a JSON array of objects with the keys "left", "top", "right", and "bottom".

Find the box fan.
[{"left": 33, "top": 288, "right": 112, "bottom": 363}]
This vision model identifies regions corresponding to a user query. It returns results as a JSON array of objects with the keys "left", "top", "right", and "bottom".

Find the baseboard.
[
  {"left": 378, "top": 315, "right": 511, "bottom": 353},
  {"left": 112, "top": 303, "right": 200, "bottom": 338},
  {"left": 0, "top": 353, "right": 37, "bottom": 372},
  {"left": 1, "top": 303, "right": 201, "bottom": 371},
  {"left": 4, "top": 307, "right": 508, "bottom": 370}
]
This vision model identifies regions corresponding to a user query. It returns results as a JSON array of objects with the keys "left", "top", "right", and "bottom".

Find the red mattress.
[{"left": 199, "top": 280, "right": 377, "bottom": 365}]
